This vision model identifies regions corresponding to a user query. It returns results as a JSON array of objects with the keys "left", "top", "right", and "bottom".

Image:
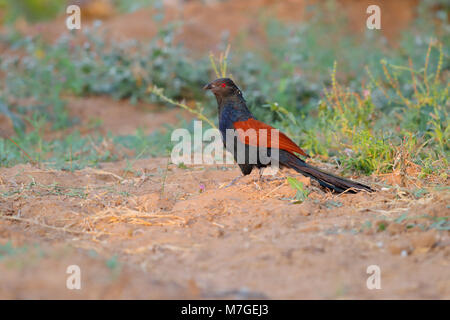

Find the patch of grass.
[
  {"left": 0, "top": 0, "right": 64, "bottom": 23},
  {"left": 0, "top": 242, "right": 28, "bottom": 259},
  {"left": 0, "top": 126, "right": 177, "bottom": 169},
  {"left": 377, "top": 221, "right": 387, "bottom": 232},
  {"left": 324, "top": 200, "right": 343, "bottom": 209},
  {"left": 106, "top": 255, "right": 120, "bottom": 270},
  {"left": 112, "top": 0, "right": 159, "bottom": 13},
  {"left": 0, "top": 0, "right": 448, "bottom": 183},
  {"left": 1, "top": 23, "right": 209, "bottom": 124},
  {"left": 288, "top": 40, "right": 448, "bottom": 177},
  {"left": 177, "top": 162, "right": 188, "bottom": 169}
]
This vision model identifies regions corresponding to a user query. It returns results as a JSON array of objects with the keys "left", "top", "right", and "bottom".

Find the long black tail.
[{"left": 282, "top": 152, "right": 374, "bottom": 193}]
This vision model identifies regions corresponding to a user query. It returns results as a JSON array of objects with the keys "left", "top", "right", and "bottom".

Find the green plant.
[
  {"left": 0, "top": 0, "right": 447, "bottom": 183},
  {"left": 0, "top": 0, "right": 64, "bottom": 23},
  {"left": 287, "top": 177, "right": 310, "bottom": 203}
]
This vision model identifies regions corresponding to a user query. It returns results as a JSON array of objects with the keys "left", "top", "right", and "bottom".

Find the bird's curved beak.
[{"left": 203, "top": 83, "right": 213, "bottom": 90}]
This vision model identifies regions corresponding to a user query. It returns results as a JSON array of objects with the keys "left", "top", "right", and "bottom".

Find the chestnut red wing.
[{"left": 233, "top": 118, "right": 309, "bottom": 157}]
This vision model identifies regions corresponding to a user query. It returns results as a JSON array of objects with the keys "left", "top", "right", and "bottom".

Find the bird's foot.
[{"left": 257, "top": 168, "right": 284, "bottom": 183}]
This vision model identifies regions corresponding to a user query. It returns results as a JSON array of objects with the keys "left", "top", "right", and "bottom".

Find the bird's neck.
[
  {"left": 217, "top": 94, "right": 253, "bottom": 128},
  {"left": 216, "top": 93, "right": 248, "bottom": 114}
]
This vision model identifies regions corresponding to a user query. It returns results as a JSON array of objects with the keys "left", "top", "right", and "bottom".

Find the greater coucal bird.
[{"left": 204, "top": 78, "right": 373, "bottom": 193}]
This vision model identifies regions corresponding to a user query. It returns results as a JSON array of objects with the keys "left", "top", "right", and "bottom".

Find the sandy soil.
[
  {"left": 0, "top": 0, "right": 448, "bottom": 300},
  {"left": 0, "top": 158, "right": 449, "bottom": 299}
]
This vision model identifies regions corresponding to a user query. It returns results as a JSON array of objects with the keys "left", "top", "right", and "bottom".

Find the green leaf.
[{"left": 287, "top": 177, "right": 310, "bottom": 203}]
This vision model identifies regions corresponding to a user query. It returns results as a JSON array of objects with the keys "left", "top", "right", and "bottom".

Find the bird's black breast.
[{"left": 217, "top": 98, "right": 257, "bottom": 176}]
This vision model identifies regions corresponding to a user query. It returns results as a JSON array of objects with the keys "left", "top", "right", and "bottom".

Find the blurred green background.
[{"left": 0, "top": 0, "right": 448, "bottom": 180}]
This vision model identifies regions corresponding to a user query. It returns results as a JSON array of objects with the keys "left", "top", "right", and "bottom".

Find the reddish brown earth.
[
  {"left": 0, "top": 96, "right": 193, "bottom": 141},
  {"left": 0, "top": 159, "right": 449, "bottom": 299},
  {"left": 1, "top": 0, "right": 449, "bottom": 299},
  {"left": 65, "top": 96, "right": 193, "bottom": 136},
  {"left": 12, "top": 0, "right": 419, "bottom": 52}
]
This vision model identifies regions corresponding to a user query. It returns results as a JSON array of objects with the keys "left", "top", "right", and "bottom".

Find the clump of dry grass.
[{"left": 91, "top": 206, "right": 186, "bottom": 227}]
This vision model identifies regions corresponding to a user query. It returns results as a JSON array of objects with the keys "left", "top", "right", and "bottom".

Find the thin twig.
[
  {"left": 6, "top": 137, "right": 36, "bottom": 165},
  {"left": 0, "top": 214, "right": 106, "bottom": 235},
  {"left": 149, "top": 85, "right": 216, "bottom": 128}
]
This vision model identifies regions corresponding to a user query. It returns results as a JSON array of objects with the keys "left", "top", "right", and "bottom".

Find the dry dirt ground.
[
  {"left": 0, "top": 157, "right": 449, "bottom": 299},
  {"left": 0, "top": 0, "right": 449, "bottom": 299}
]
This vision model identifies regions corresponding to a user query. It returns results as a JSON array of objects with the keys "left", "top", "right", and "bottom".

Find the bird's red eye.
[{"left": 221, "top": 83, "right": 226, "bottom": 88}]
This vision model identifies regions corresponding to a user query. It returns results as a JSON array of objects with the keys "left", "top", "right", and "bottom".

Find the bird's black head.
[{"left": 203, "top": 78, "right": 242, "bottom": 99}]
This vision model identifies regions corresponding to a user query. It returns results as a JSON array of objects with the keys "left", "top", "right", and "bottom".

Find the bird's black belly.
[{"left": 225, "top": 136, "right": 274, "bottom": 176}]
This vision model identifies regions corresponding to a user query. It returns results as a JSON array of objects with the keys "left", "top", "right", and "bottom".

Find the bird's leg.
[{"left": 258, "top": 167, "right": 265, "bottom": 182}]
